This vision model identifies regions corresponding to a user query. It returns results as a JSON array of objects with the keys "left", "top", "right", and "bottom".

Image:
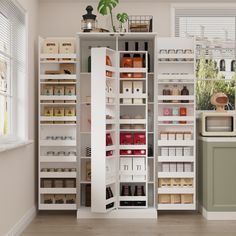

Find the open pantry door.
[{"left": 91, "top": 47, "right": 118, "bottom": 213}]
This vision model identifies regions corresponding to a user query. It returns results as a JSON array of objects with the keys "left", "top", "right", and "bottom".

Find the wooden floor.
[{"left": 22, "top": 211, "right": 236, "bottom": 236}]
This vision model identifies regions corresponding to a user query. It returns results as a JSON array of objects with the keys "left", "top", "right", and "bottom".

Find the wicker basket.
[{"left": 128, "top": 15, "right": 153, "bottom": 32}]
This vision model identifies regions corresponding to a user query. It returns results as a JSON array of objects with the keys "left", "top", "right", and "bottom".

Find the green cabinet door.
[{"left": 199, "top": 139, "right": 236, "bottom": 212}]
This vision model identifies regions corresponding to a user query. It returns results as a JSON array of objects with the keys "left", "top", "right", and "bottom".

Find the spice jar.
[{"left": 179, "top": 107, "right": 187, "bottom": 124}]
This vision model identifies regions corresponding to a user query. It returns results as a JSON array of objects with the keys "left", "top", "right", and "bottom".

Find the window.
[
  {"left": 174, "top": 7, "right": 236, "bottom": 110},
  {"left": 0, "top": 0, "right": 26, "bottom": 138}
]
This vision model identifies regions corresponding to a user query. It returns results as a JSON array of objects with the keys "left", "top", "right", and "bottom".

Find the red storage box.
[
  {"left": 106, "top": 133, "right": 113, "bottom": 146},
  {"left": 120, "top": 132, "right": 133, "bottom": 145},
  {"left": 120, "top": 150, "right": 132, "bottom": 155},
  {"left": 106, "top": 150, "right": 113, "bottom": 156},
  {"left": 134, "top": 132, "right": 146, "bottom": 145},
  {"left": 133, "top": 149, "right": 146, "bottom": 155}
]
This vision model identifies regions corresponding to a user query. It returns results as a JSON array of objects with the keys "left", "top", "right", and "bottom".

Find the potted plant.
[
  {"left": 97, "top": 0, "right": 119, "bottom": 32},
  {"left": 117, "top": 13, "right": 128, "bottom": 32}
]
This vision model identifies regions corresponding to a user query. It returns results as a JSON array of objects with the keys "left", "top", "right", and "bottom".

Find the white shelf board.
[
  {"left": 40, "top": 74, "right": 76, "bottom": 80},
  {"left": 40, "top": 188, "right": 77, "bottom": 194},
  {"left": 157, "top": 95, "right": 195, "bottom": 101},
  {"left": 40, "top": 123, "right": 76, "bottom": 127},
  {"left": 158, "top": 156, "right": 195, "bottom": 162},
  {"left": 158, "top": 74, "right": 195, "bottom": 80},
  {"left": 40, "top": 60, "right": 77, "bottom": 64},
  {"left": 40, "top": 140, "right": 76, "bottom": 147},
  {"left": 158, "top": 60, "right": 194, "bottom": 64},
  {"left": 157, "top": 123, "right": 194, "bottom": 127},
  {"left": 158, "top": 102, "right": 194, "bottom": 105},
  {"left": 120, "top": 171, "right": 146, "bottom": 175},
  {"left": 118, "top": 206, "right": 148, "bottom": 209},
  {"left": 106, "top": 178, "right": 116, "bottom": 186},
  {"left": 119, "top": 94, "right": 147, "bottom": 99},
  {"left": 40, "top": 81, "right": 76, "bottom": 84},
  {"left": 106, "top": 197, "right": 116, "bottom": 205},
  {"left": 119, "top": 145, "right": 147, "bottom": 150},
  {"left": 119, "top": 129, "right": 146, "bottom": 132},
  {"left": 158, "top": 172, "right": 194, "bottom": 178},
  {"left": 157, "top": 54, "right": 194, "bottom": 59},
  {"left": 119, "top": 119, "right": 146, "bottom": 124},
  {"left": 120, "top": 155, "right": 146, "bottom": 158},
  {"left": 158, "top": 188, "right": 194, "bottom": 194},
  {"left": 106, "top": 65, "right": 116, "bottom": 72},
  {"left": 106, "top": 145, "right": 116, "bottom": 151},
  {"left": 39, "top": 204, "right": 76, "bottom": 210},
  {"left": 119, "top": 180, "right": 147, "bottom": 183},
  {"left": 80, "top": 156, "right": 91, "bottom": 159},
  {"left": 158, "top": 116, "right": 195, "bottom": 122},
  {"left": 40, "top": 53, "right": 76, "bottom": 59},
  {"left": 106, "top": 119, "right": 116, "bottom": 124},
  {"left": 157, "top": 204, "right": 195, "bottom": 210},
  {"left": 119, "top": 78, "right": 146, "bottom": 81},
  {"left": 119, "top": 68, "right": 147, "bottom": 73},
  {"left": 157, "top": 140, "right": 194, "bottom": 146},
  {"left": 40, "top": 116, "right": 76, "bottom": 122},
  {"left": 40, "top": 95, "right": 76, "bottom": 101},
  {"left": 119, "top": 196, "right": 147, "bottom": 201},
  {"left": 40, "top": 156, "right": 77, "bottom": 162},
  {"left": 106, "top": 92, "right": 116, "bottom": 98},
  {"left": 40, "top": 172, "right": 76, "bottom": 178}
]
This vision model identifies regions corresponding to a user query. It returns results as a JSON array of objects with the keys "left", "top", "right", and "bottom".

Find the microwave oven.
[{"left": 200, "top": 111, "right": 236, "bottom": 136}]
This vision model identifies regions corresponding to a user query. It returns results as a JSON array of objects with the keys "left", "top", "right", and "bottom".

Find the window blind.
[{"left": 0, "top": 0, "right": 26, "bottom": 136}]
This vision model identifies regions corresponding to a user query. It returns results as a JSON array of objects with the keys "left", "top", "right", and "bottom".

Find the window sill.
[{"left": 0, "top": 138, "right": 34, "bottom": 153}]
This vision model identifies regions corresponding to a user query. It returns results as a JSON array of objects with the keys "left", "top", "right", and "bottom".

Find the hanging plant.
[
  {"left": 97, "top": 0, "right": 119, "bottom": 32},
  {"left": 116, "top": 13, "right": 128, "bottom": 32}
]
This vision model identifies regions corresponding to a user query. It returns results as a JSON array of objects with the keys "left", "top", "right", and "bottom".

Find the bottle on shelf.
[
  {"left": 179, "top": 107, "right": 187, "bottom": 124},
  {"left": 143, "top": 42, "right": 150, "bottom": 72},
  {"left": 181, "top": 85, "right": 189, "bottom": 103},
  {"left": 88, "top": 46, "right": 92, "bottom": 72},
  {"left": 163, "top": 85, "right": 171, "bottom": 103},
  {"left": 121, "top": 42, "right": 133, "bottom": 78},
  {"left": 133, "top": 42, "right": 144, "bottom": 78},
  {"left": 172, "top": 85, "right": 180, "bottom": 103}
]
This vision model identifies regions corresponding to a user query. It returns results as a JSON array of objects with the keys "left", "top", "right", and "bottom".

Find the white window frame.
[
  {"left": 171, "top": 3, "right": 236, "bottom": 113},
  {"left": 0, "top": 0, "right": 29, "bottom": 145}
]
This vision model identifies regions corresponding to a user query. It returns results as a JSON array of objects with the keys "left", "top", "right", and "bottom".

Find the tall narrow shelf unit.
[
  {"left": 77, "top": 33, "right": 157, "bottom": 218},
  {"left": 156, "top": 37, "right": 196, "bottom": 210},
  {"left": 38, "top": 37, "right": 78, "bottom": 210}
]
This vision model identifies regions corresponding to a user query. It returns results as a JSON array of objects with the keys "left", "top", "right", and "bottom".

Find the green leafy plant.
[
  {"left": 97, "top": 0, "right": 119, "bottom": 32},
  {"left": 116, "top": 13, "right": 128, "bottom": 32}
]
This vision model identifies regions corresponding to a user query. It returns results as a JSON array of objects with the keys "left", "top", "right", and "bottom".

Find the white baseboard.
[
  {"left": 6, "top": 205, "right": 36, "bottom": 236},
  {"left": 77, "top": 208, "right": 157, "bottom": 219},
  {"left": 200, "top": 205, "right": 236, "bottom": 220}
]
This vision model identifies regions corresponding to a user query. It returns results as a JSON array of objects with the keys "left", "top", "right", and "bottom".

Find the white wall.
[
  {"left": 0, "top": 0, "right": 38, "bottom": 235},
  {"left": 39, "top": 0, "right": 171, "bottom": 37}
]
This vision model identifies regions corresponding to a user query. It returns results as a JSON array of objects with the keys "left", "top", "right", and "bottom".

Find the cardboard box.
[
  {"left": 44, "top": 194, "right": 54, "bottom": 204},
  {"left": 176, "top": 147, "right": 183, "bottom": 156},
  {"left": 177, "top": 163, "right": 184, "bottom": 172},
  {"left": 54, "top": 107, "right": 64, "bottom": 116},
  {"left": 168, "top": 147, "right": 176, "bottom": 156},
  {"left": 122, "top": 81, "right": 132, "bottom": 104},
  {"left": 54, "top": 85, "right": 64, "bottom": 96},
  {"left": 171, "top": 178, "right": 182, "bottom": 187},
  {"left": 59, "top": 40, "right": 75, "bottom": 54},
  {"left": 133, "top": 81, "right": 143, "bottom": 104},
  {"left": 160, "top": 147, "right": 168, "bottom": 156},
  {"left": 134, "top": 132, "right": 146, "bottom": 145},
  {"left": 55, "top": 194, "right": 65, "bottom": 204},
  {"left": 120, "top": 132, "right": 133, "bottom": 145},
  {"left": 181, "top": 178, "right": 193, "bottom": 187},
  {"left": 158, "top": 194, "right": 171, "bottom": 204},
  {"left": 171, "top": 194, "right": 181, "bottom": 204},
  {"left": 184, "top": 163, "right": 192, "bottom": 172},
  {"left": 65, "top": 107, "right": 75, "bottom": 116},
  {"left": 65, "top": 194, "right": 76, "bottom": 204},
  {"left": 42, "top": 179, "right": 53, "bottom": 188},
  {"left": 159, "top": 178, "right": 171, "bottom": 188},
  {"left": 169, "top": 163, "right": 177, "bottom": 172},
  {"left": 120, "top": 158, "right": 133, "bottom": 181},
  {"left": 43, "top": 39, "right": 59, "bottom": 54},
  {"left": 160, "top": 132, "right": 168, "bottom": 140},
  {"left": 106, "top": 133, "right": 113, "bottom": 146},
  {"left": 162, "top": 163, "right": 170, "bottom": 172},
  {"left": 64, "top": 179, "right": 76, "bottom": 188},
  {"left": 54, "top": 179, "right": 64, "bottom": 188},
  {"left": 44, "top": 107, "right": 53, "bottom": 116},
  {"left": 181, "top": 194, "right": 193, "bottom": 204},
  {"left": 65, "top": 85, "right": 76, "bottom": 96},
  {"left": 43, "top": 85, "right": 53, "bottom": 96},
  {"left": 133, "top": 149, "right": 146, "bottom": 155},
  {"left": 120, "top": 150, "right": 132, "bottom": 156},
  {"left": 168, "top": 132, "right": 176, "bottom": 140},
  {"left": 183, "top": 147, "right": 191, "bottom": 156}
]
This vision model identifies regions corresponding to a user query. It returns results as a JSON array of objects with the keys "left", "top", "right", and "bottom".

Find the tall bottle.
[
  {"left": 133, "top": 42, "right": 143, "bottom": 78},
  {"left": 181, "top": 85, "right": 189, "bottom": 103},
  {"left": 172, "top": 85, "right": 180, "bottom": 103},
  {"left": 143, "top": 42, "right": 150, "bottom": 72},
  {"left": 88, "top": 46, "right": 92, "bottom": 72},
  {"left": 121, "top": 42, "right": 133, "bottom": 78}
]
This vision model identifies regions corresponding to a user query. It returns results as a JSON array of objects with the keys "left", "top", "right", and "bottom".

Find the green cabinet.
[{"left": 199, "top": 137, "right": 236, "bottom": 212}]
